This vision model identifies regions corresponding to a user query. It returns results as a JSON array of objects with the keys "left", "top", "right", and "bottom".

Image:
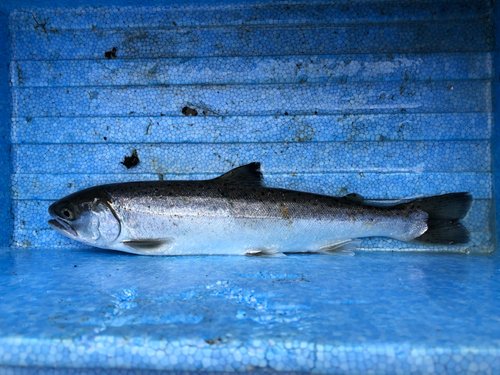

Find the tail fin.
[
  {"left": 416, "top": 219, "right": 470, "bottom": 245},
  {"left": 410, "top": 193, "right": 472, "bottom": 245}
]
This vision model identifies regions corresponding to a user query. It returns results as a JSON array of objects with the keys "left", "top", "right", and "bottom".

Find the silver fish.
[{"left": 48, "top": 162, "right": 472, "bottom": 256}]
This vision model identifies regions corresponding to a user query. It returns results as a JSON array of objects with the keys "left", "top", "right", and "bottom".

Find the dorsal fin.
[{"left": 212, "top": 162, "right": 264, "bottom": 187}]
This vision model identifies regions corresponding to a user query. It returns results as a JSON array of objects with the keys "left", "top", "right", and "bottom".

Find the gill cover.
[{"left": 91, "top": 200, "right": 121, "bottom": 245}]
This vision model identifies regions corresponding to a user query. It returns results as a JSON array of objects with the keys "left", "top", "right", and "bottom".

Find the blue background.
[{"left": 0, "top": 0, "right": 499, "bottom": 373}]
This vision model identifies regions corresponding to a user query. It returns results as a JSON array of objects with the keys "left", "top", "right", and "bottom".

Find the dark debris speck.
[
  {"left": 121, "top": 149, "right": 140, "bottom": 169},
  {"left": 105, "top": 47, "right": 117, "bottom": 59},
  {"left": 182, "top": 106, "right": 198, "bottom": 116},
  {"left": 205, "top": 337, "right": 223, "bottom": 345}
]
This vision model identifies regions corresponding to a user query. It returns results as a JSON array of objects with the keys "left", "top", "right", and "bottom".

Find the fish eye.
[{"left": 61, "top": 206, "right": 75, "bottom": 221}]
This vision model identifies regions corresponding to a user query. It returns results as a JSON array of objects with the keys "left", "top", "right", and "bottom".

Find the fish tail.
[{"left": 409, "top": 192, "right": 472, "bottom": 245}]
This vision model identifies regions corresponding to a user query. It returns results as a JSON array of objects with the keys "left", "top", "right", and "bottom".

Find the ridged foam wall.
[
  {"left": 5, "top": 0, "right": 497, "bottom": 253},
  {"left": 1, "top": 0, "right": 500, "bottom": 373}
]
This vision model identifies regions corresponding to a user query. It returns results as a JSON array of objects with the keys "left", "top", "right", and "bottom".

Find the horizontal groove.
[
  {"left": 11, "top": 171, "right": 494, "bottom": 175},
  {"left": 10, "top": 19, "right": 490, "bottom": 32},
  {"left": 10, "top": 78, "right": 494, "bottom": 90},
  {"left": 12, "top": 89, "right": 493, "bottom": 118},
  {"left": 11, "top": 171, "right": 493, "bottom": 176},
  {"left": 10, "top": 0, "right": 490, "bottom": 27},
  {"left": 15, "top": 51, "right": 490, "bottom": 63},
  {"left": 8, "top": 0, "right": 490, "bottom": 10},
  {"left": 10, "top": 139, "right": 493, "bottom": 146},
  {"left": 9, "top": 16, "right": 492, "bottom": 34},
  {"left": 11, "top": 83, "right": 493, "bottom": 117},
  {"left": 14, "top": 171, "right": 488, "bottom": 174},
  {"left": 10, "top": 112, "right": 495, "bottom": 118},
  {"left": 11, "top": 50, "right": 496, "bottom": 63},
  {"left": 7, "top": 113, "right": 495, "bottom": 146},
  {"left": 9, "top": 111, "right": 495, "bottom": 119},
  {"left": 12, "top": 51, "right": 489, "bottom": 90},
  {"left": 11, "top": 18, "right": 491, "bottom": 32}
]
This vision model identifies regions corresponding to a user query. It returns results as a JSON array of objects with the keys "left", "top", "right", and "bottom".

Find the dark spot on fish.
[
  {"left": 26, "top": 117, "right": 32, "bottom": 122},
  {"left": 285, "top": 112, "right": 288, "bottom": 115},
  {"left": 279, "top": 203, "right": 291, "bottom": 220},
  {"left": 104, "top": 47, "right": 117, "bottom": 59},
  {"left": 129, "top": 111, "right": 135, "bottom": 115},
  {"left": 74, "top": 265, "right": 77, "bottom": 267},
  {"left": 182, "top": 106, "right": 198, "bottom": 116},
  {"left": 103, "top": 137, "right": 107, "bottom": 140},
  {"left": 120, "top": 149, "right": 140, "bottom": 169}
]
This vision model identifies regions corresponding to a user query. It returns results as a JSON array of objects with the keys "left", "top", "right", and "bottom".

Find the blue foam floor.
[{"left": 0, "top": 247, "right": 499, "bottom": 373}]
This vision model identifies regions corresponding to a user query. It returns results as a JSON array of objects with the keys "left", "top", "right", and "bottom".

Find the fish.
[{"left": 48, "top": 162, "right": 472, "bottom": 256}]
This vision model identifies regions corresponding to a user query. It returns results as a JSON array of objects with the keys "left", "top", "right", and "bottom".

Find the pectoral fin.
[{"left": 121, "top": 238, "right": 174, "bottom": 251}]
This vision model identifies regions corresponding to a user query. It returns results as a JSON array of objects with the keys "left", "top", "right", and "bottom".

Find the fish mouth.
[{"left": 48, "top": 208, "right": 78, "bottom": 238}]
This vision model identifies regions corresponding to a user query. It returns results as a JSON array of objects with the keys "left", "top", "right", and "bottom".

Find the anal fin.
[{"left": 319, "top": 239, "right": 361, "bottom": 256}]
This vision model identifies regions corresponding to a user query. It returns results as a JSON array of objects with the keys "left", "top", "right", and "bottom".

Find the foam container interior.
[{"left": 0, "top": 0, "right": 499, "bottom": 373}]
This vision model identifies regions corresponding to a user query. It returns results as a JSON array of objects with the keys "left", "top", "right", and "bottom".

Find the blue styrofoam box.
[{"left": 0, "top": 0, "right": 500, "bottom": 373}]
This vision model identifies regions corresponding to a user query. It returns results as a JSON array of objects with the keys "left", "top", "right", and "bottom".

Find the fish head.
[{"left": 48, "top": 187, "right": 121, "bottom": 247}]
